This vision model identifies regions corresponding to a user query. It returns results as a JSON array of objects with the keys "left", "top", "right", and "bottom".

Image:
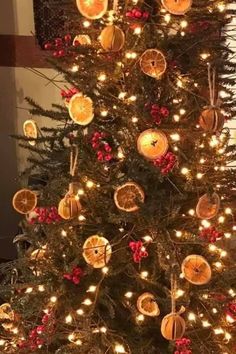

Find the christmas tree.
[{"left": 1, "top": 0, "right": 236, "bottom": 353}]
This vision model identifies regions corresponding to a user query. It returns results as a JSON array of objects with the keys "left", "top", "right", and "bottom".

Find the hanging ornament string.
[
  {"left": 171, "top": 273, "right": 177, "bottom": 314},
  {"left": 207, "top": 63, "right": 216, "bottom": 108},
  {"left": 70, "top": 146, "right": 79, "bottom": 177}
]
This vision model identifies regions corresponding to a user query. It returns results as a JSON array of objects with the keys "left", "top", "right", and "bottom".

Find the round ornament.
[
  {"left": 73, "top": 34, "right": 91, "bottom": 46},
  {"left": 137, "top": 293, "right": 160, "bottom": 317},
  {"left": 83, "top": 235, "right": 112, "bottom": 268},
  {"left": 12, "top": 189, "right": 37, "bottom": 215},
  {"left": 23, "top": 119, "right": 38, "bottom": 146},
  {"left": 140, "top": 49, "right": 167, "bottom": 79},
  {"left": 137, "top": 129, "right": 168, "bottom": 160},
  {"left": 196, "top": 192, "right": 220, "bottom": 220},
  {"left": 68, "top": 93, "right": 94, "bottom": 125},
  {"left": 181, "top": 255, "right": 212, "bottom": 285},
  {"left": 76, "top": 0, "right": 108, "bottom": 19},
  {"left": 114, "top": 182, "right": 145, "bottom": 212},
  {"left": 161, "top": 312, "right": 186, "bottom": 340},
  {"left": 58, "top": 183, "right": 82, "bottom": 220},
  {"left": 199, "top": 107, "right": 224, "bottom": 133},
  {"left": 161, "top": 0, "right": 192, "bottom": 15},
  {"left": 100, "top": 25, "right": 125, "bottom": 52}
]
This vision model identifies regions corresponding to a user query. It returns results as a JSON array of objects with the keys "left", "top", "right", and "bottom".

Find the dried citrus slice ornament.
[
  {"left": 181, "top": 255, "right": 212, "bottom": 285},
  {"left": 83, "top": 235, "right": 112, "bottom": 268},
  {"left": 12, "top": 189, "right": 37, "bottom": 215},
  {"left": 140, "top": 49, "right": 167, "bottom": 79},
  {"left": 114, "top": 182, "right": 145, "bottom": 212},
  {"left": 73, "top": 34, "right": 92, "bottom": 46},
  {"left": 68, "top": 93, "right": 94, "bottom": 125},
  {"left": 137, "top": 293, "right": 160, "bottom": 317},
  {"left": 23, "top": 119, "right": 38, "bottom": 146},
  {"left": 76, "top": 0, "right": 108, "bottom": 20},
  {"left": 161, "top": 0, "right": 192, "bottom": 15}
]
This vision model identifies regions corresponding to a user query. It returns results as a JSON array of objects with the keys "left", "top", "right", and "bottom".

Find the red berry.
[
  {"left": 44, "top": 42, "right": 52, "bottom": 50},
  {"left": 64, "top": 34, "right": 71, "bottom": 42}
]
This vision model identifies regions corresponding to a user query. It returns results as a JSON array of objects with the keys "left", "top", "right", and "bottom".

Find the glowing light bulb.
[
  {"left": 87, "top": 285, "right": 97, "bottom": 293},
  {"left": 101, "top": 110, "right": 108, "bottom": 117},
  {"left": 214, "top": 261, "right": 223, "bottom": 269},
  {"left": 50, "top": 296, "right": 57, "bottom": 303},
  {"left": 202, "top": 320, "right": 211, "bottom": 328},
  {"left": 83, "top": 298, "right": 92, "bottom": 306},
  {"left": 188, "top": 209, "right": 195, "bottom": 216},
  {"left": 38, "top": 285, "right": 45, "bottom": 292},
  {"left": 226, "top": 314, "right": 235, "bottom": 323},
  {"left": 78, "top": 215, "right": 86, "bottom": 221},
  {"left": 83, "top": 20, "right": 91, "bottom": 28},
  {"left": 134, "top": 26, "right": 142, "bottom": 35},
  {"left": 118, "top": 92, "right": 126, "bottom": 99},
  {"left": 180, "top": 20, "right": 188, "bottom": 28},
  {"left": 132, "top": 116, "right": 138, "bottom": 123},
  {"left": 25, "top": 287, "right": 33, "bottom": 294},
  {"left": 164, "top": 14, "right": 171, "bottom": 23},
  {"left": 100, "top": 326, "right": 107, "bottom": 333},
  {"left": 0, "top": 340, "right": 5, "bottom": 346},
  {"left": 170, "top": 133, "right": 180, "bottom": 141},
  {"left": 212, "top": 308, "right": 218, "bottom": 314},
  {"left": 200, "top": 53, "right": 210, "bottom": 60},
  {"left": 140, "top": 271, "right": 148, "bottom": 279},
  {"left": 86, "top": 180, "right": 94, "bottom": 188},
  {"left": 225, "top": 208, "right": 232, "bottom": 215},
  {"left": 175, "top": 289, "right": 184, "bottom": 298},
  {"left": 208, "top": 244, "right": 217, "bottom": 252},
  {"left": 129, "top": 95, "right": 137, "bottom": 102},
  {"left": 200, "top": 158, "right": 205, "bottom": 164},
  {"left": 125, "top": 291, "right": 133, "bottom": 298},
  {"left": 225, "top": 233, "right": 231, "bottom": 239},
  {"left": 176, "top": 231, "right": 182, "bottom": 238},
  {"left": 61, "top": 230, "right": 67, "bottom": 237},
  {"left": 76, "top": 309, "right": 84, "bottom": 315},
  {"left": 225, "top": 332, "right": 232, "bottom": 342},
  {"left": 68, "top": 333, "right": 75, "bottom": 342},
  {"left": 77, "top": 189, "right": 84, "bottom": 196},
  {"left": 65, "top": 314, "right": 73, "bottom": 323},
  {"left": 218, "top": 3, "right": 226, "bottom": 12},
  {"left": 229, "top": 289, "right": 236, "bottom": 297},
  {"left": 143, "top": 235, "right": 152, "bottom": 242},
  {"left": 177, "top": 79, "right": 183, "bottom": 88},
  {"left": 114, "top": 343, "right": 126, "bottom": 353},
  {"left": 179, "top": 109, "right": 186, "bottom": 115},
  {"left": 188, "top": 312, "right": 196, "bottom": 321},
  {"left": 136, "top": 314, "right": 145, "bottom": 322},
  {"left": 75, "top": 339, "right": 82, "bottom": 345},
  {"left": 218, "top": 216, "right": 225, "bottom": 223},
  {"left": 70, "top": 65, "right": 79, "bottom": 73},
  {"left": 214, "top": 327, "right": 224, "bottom": 335},
  {"left": 102, "top": 266, "right": 109, "bottom": 274},
  {"left": 201, "top": 220, "right": 211, "bottom": 228},
  {"left": 98, "top": 73, "right": 107, "bottom": 82},
  {"left": 220, "top": 250, "right": 227, "bottom": 258},
  {"left": 181, "top": 167, "right": 189, "bottom": 175},
  {"left": 117, "top": 150, "right": 125, "bottom": 159}
]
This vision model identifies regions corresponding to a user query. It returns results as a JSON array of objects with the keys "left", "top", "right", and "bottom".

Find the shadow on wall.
[{"left": 0, "top": 1, "right": 20, "bottom": 260}]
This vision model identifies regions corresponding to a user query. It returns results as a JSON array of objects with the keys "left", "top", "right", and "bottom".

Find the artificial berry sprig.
[
  {"left": 44, "top": 34, "right": 74, "bottom": 58},
  {"left": 61, "top": 87, "right": 80, "bottom": 104},
  {"left": 18, "top": 311, "right": 55, "bottom": 351},
  {"left": 153, "top": 152, "right": 177, "bottom": 175},
  {"left": 90, "top": 131, "right": 113, "bottom": 162},
  {"left": 28, "top": 207, "right": 61, "bottom": 225},
  {"left": 63, "top": 266, "right": 83, "bottom": 285},
  {"left": 145, "top": 103, "right": 169, "bottom": 125},
  {"left": 174, "top": 338, "right": 192, "bottom": 354},
  {"left": 225, "top": 302, "right": 236, "bottom": 321},
  {"left": 126, "top": 8, "right": 149, "bottom": 20},
  {"left": 199, "top": 226, "right": 224, "bottom": 243},
  {"left": 129, "top": 241, "right": 148, "bottom": 263}
]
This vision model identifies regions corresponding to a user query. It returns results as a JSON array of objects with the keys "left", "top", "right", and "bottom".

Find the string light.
[
  {"left": 83, "top": 20, "right": 91, "bottom": 28},
  {"left": 78, "top": 215, "right": 86, "bottom": 221},
  {"left": 65, "top": 314, "right": 73, "bottom": 323},
  {"left": 179, "top": 108, "right": 186, "bottom": 115},
  {"left": 132, "top": 116, "right": 138, "bottom": 123},
  {"left": 188, "top": 209, "right": 195, "bottom": 216},
  {"left": 200, "top": 158, "right": 205, "bottom": 164},
  {"left": 0, "top": 340, "right": 5, "bottom": 346},
  {"left": 86, "top": 180, "right": 94, "bottom": 188},
  {"left": 164, "top": 14, "right": 171, "bottom": 23},
  {"left": 102, "top": 266, "right": 109, "bottom": 274},
  {"left": 170, "top": 133, "right": 180, "bottom": 141},
  {"left": 70, "top": 65, "right": 79, "bottom": 73},
  {"left": 201, "top": 220, "right": 211, "bottom": 228},
  {"left": 200, "top": 53, "right": 210, "bottom": 60},
  {"left": 136, "top": 314, "right": 145, "bottom": 323},
  {"left": 214, "top": 327, "right": 224, "bottom": 335},
  {"left": 134, "top": 26, "right": 142, "bottom": 35},
  {"left": 25, "top": 287, "right": 33, "bottom": 294},
  {"left": 180, "top": 20, "right": 188, "bottom": 28},
  {"left": 38, "top": 285, "right": 45, "bottom": 292},
  {"left": 175, "top": 289, "right": 185, "bottom": 298},
  {"left": 202, "top": 320, "right": 211, "bottom": 328},
  {"left": 83, "top": 298, "right": 92, "bottom": 306},
  {"left": 181, "top": 167, "right": 189, "bottom": 175},
  {"left": 196, "top": 172, "right": 203, "bottom": 179},
  {"left": 125, "top": 291, "right": 133, "bottom": 299},
  {"left": 87, "top": 285, "right": 97, "bottom": 292},
  {"left": 176, "top": 231, "right": 182, "bottom": 238},
  {"left": 225, "top": 207, "right": 232, "bottom": 215},
  {"left": 129, "top": 95, "right": 137, "bottom": 102},
  {"left": 214, "top": 261, "right": 223, "bottom": 270},
  {"left": 118, "top": 92, "right": 126, "bottom": 100},
  {"left": 114, "top": 343, "right": 126, "bottom": 353},
  {"left": 50, "top": 296, "right": 57, "bottom": 303},
  {"left": 61, "top": 230, "right": 67, "bottom": 237},
  {"left": 226, "top": 314, "right": 235, "bottom": 324},
  {"left": 212, "top": 308, "right": 218, "bottom": 314},
  {"left": 77, "top": 189, "right": 84, "bottom": 196},
  {"left": 140, "top": 271, "right": 149, "bottom": 279},
  {"left": 218, "top": 216, "right": 225, "bottom": 223},
  {"left": 76, "top": 309, "right": 84, "bottom": 316},
  {"left": 143, "top": 235, "right": 152, "bottom": 242},
  {"left": 126, "top": 52, "right": 137, "bottom": 59},
  {"left": 188, "top": 312, "right": 196, "bottom": 321},
  {"left": 100, "top": 326, "right": 107, "bottom": 333},
  {"left": 208, "top": 244, "right": 217, "bottom": 252},
  {"left": 101, "top": 110, "right": 108, "bottom": 117},
  {"left": 228, "top": 289, "right": 236, "bottom": 297},
  {"left": 217, "top": 2, "right": 226, "bottom": 12},
  {"left": 98, "top": 73, "right": 107, "bottom": 82}
]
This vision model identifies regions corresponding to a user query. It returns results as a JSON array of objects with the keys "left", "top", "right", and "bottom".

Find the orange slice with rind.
[
  {"left": 12, "top": 189, "right": 37, "bottom": 215},
  {"left": 114, "top": 182, "right": 144, "bottom": 212},
  {"left": 161, "top": 0, "right": 192, "bottom": 15},
  {"left": 68, "top": 93, "right": 94, "bottom": 125},
  {"left": 73, "top": 34, "right": 91, "bottom": 46},
  {"left": 76, "top": 0, "right": 108, "bottom": 20},
  {"left": 83, "top": 235, "right": 112, "bottom": 268},
  {"left": 137, "top": 293, "right": 160, "bottom": 317},
  {"left": 23, "top": 120, "right": 38, "bottom": 146},
  {"left": 140, "top": 49, "right": 167, "bottom": 79}
]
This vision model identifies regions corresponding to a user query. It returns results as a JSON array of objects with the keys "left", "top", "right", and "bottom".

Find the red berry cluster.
[
  {"left": 61, "top": 87, "right": 79, "bottom": 103},
  {"left": 199, "top": 226, "right": 224, "bottom": 243},
  {"left": 63, "top": 266, "right": 83, "bottom": 285},
  {"left": 18, "top": 312, "right": 55, "bottom": 351},
  {"left": 28, "top": 207, "right": 61, "bottom": 224},
  {"left": 225, "top": 302, "right": 236, "bottom": 321},
  {"left": 153, "top": 152, "right": 177, "bottom": 175},
  {"left": 187, "top": 21, "right": 210, "bottom": 34},
  {"left": 126, "top": 8, "right": 149, "bottom": 20},
  {"left": 174, "top": 338, "right": 192, "bottom": 354},
  {"left": 129, "top": 241, "right": 148, "bottom": 263},
  {"left": 145, "top": 103, "right": 169, "bottom": 125},
  {"left": 44, "top": 34, "right": 74, "bottom": 58},
  {"left": 91, "top": 132, "right": 113, "bottom": 162}
]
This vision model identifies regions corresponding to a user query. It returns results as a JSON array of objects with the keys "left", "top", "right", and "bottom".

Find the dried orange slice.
[
  {"left": 161, "top": 0, "right": 192, "bottom": 15},
  {"left": 137, "top": 129, "right": 169, "bottom": 160},
  {"left": 114, "top": 182, "right": 144, "bottom": 212},
  {"left": 76, "top": 0, "right": 108, "bottom": 20},
  {"left": 68, "top": 93, "right": 94, "bottom": 125},
  {"left": 140, "top": 49, "right": 167, "bottom": 79},
  {"left": 83, "top": 235, "right": 112, "bottom": 268},
  {"left": 23, "top": 119, "right": 37, "bottom": 146},
  {"left": 137, "top": 293, "right": 160, "bottom": 317},
  {"left": 196, "top": 193, "right": 220, "bottom": 220},
  {"left": 181, "top": 255, "right": 212, "bottom": 285},
  {"left": 73, "top": 34, "right": 91, "bottom": 46},
  {"left": 12, "top": 189, "right": 37, "bottom": 215}
]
